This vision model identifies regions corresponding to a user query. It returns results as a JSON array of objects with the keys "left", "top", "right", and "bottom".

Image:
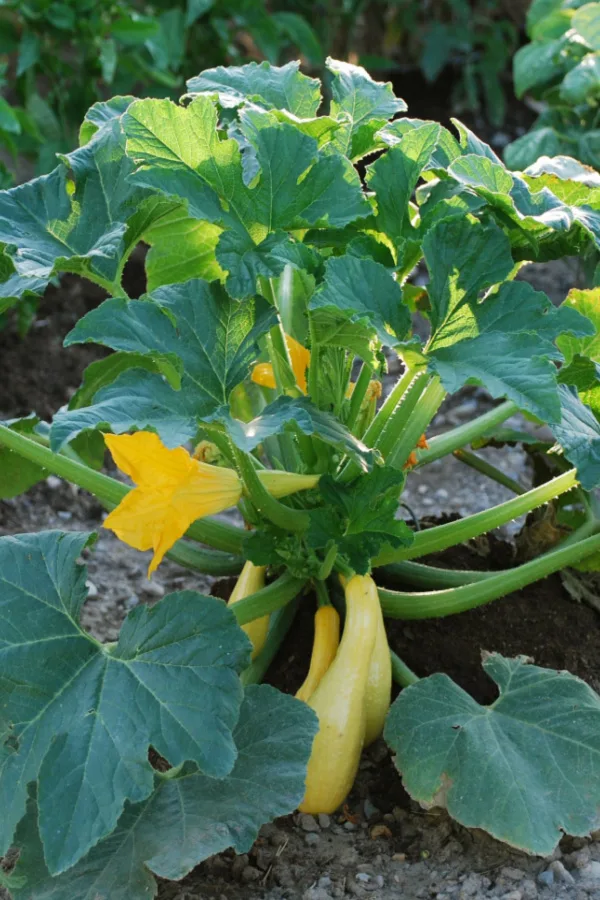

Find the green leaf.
[
  {"left": 186, "top": 60, "right": 322, "bottom": 117},
  {"left": 513, "top": 37, "right": 567, "bottom": 97},
  {"left": 209, "top": 395, "right": 375, "bottom": 472},
  {"left": 366, "top": 122, "right": 441, "bottom": 253},
  {"left": 0, "top": 97, "right": 21, "bottom": 135},
  {"left": 327, "top": 57, "right": 407, "bottom": 161},
  {"left": 51, "top": 281, "right": 275, "bottom": 450},
  {"left": 16, "top": 31, "right": 40, "bottom": 77},
  {"left": 553, "top": 385, "right": 600, "bottom": 489},
  {"left": 272, "top": 11, "right": 324, "bottom": 66},
  {"left": 504, "top": 127, "right": 564, "bottom": 171},
  {"left": 143, "top": 205, "right": 224, "bottom": 290},
  {"left": 123, "top": 95, "right": 369, "bottom": 298},
  {"left": 309, "top": 254, "right": 411, "bottom": 364},
  {"left": 99, "top": 38, "right": 118, "bottom": 84},
  {"left": 573, "top": 3, "right": 600, "bottom": 50},
  {"left": 79, "top": 96, "right": 136, "bottom": 146},
  {"left": 557, "top": 287, "right": 600, "bottom": 363},
  {"left": 0, "top": 415, "right": 46, "bottom": 498},
  {"left": 11, "top": 684, "right": 317, "bottom": 900},
  {"left": 111, "top": 13, "right": 160, "bottom": 45},
  {"left": 385, "top": 653, "right": 600, "bottom": 855},
  {"left": 0, "top": 531, "right": 250, "bottom": 874},
  {"left": 560, "top": 53, "right": 600, "bottom": 103},
  {"left": 186, "top": 0, "right": 214, "bottom": 26},
  {"left": 423, "top": 217, "right": 514, "bottom": 337},
  {"left": 69, "top": 352, "right": 183, "bottom": 411},
  {"left": 428, "top": 279, "right": 592, "bottom": 422},
  {"left": 308, "top": 469, "right": 413, "bottom": 574}
]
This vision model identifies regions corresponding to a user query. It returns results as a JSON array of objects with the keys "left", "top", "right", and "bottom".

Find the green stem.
[
  {"left": 266, "top": 323, "right": 300, "bottom": 397},
  {"left": 417, "top": 400, "right": 518, "bottom": 466},
  {"left": 453, "top": 448, "right": 526, "bottom": 495},
  {"left": 241, "top": 598, "right": 300, "bottom": 686},
  {"left": 0, "top": 423, "right": 244, "bottom": 554},
  {"left": 390, "top": 650, "right": 420, "bottom": 686},
  {"left": 379, "top": 560, "right": 493, "bottom": 588},
  {"left": 375, "top": 372, "right": 429, "bottom": 459},
  {"left": 230, "top": 572, "right": 307, "bottom": 625},
  {"left": 233, "top": 448, "right": 310, "bottom": 532},
  {"left": 165, "top": 541, "right": 244, "bottom": 575},
  {"left": 387, "top": 376, "right": 446, "bottom": 470},
  {"left": 308, "top": 315, "right": 320, "bottom": 408},
  {"left": 378, "top": 530, "right": 600, "bottom": 619},
  {"left": 374, "top": 469, "right": 578, "bottom": 565},
  {"left": 314, "top": 578, "right": 331, "bottom": 607},
  {"left": 345, "top": 363, "right": 372, "bottom": 433},
  {"left": 80, "top": 272, "right": 130, "bottom": 300}
]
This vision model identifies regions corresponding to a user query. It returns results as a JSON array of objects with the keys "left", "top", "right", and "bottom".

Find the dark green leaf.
[
  {"left": 0, "top": 531, "right": 250, "bottom": 874},
  {"left": 51, "top": 281, "right": 275, "bottom": 449},
  {"left": 11, "top": 685, "right": 317, "bottom": 900},
  {"left": 79, "top": 96, "right": 136, "bottom": 146},
  {"left": 327, "top": 57, "right": 407, "bottom": 161},
  {"left": 385, "top": 653, "right": 600, "bottom": 855},
  {"left": 0, "top": 415, "right": 46, "bottom": 498},
  {"left": 553, "top": 385, "right": 600, "bottom": 489},
  {"left": 209, "top": 395, "right": 375, "bottom": 471},
  {"left": 186, "top": 60, "right": 321, "bottom": 117}
]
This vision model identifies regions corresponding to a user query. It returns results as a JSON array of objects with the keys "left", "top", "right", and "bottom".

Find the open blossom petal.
[
  {"left": 252, "top": 334, "right": 310, "bottom": 394},
  {"left": 103, "top": 432, "right": 242, "bottom": 575}
]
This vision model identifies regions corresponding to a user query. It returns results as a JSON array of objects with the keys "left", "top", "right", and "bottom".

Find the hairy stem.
[
  {"left": 390, "top": 650, "right": 420, "bottom": 686},
  {"left": 378, "top": 530, "right": 600, "bottom": 619},
  {"left": 230, "top": 572, "right": 307, "bottom": 625},
  {"left": 345, "top": 362, "right": 372, "bottom": 433},
  {"left": 453, "top": 448, "right": 526, "bottom": 495},
  {"left": 417, "top": 400, "right": 518, "bottom": 466},
  {"left": 387, "top": 376, "right": 446, "bottom": 470},
  {"left": 233, "top": 446, "right": 310, "bottom": 532},
  {"left": 378, "top": 560, "right": 493, "bottom": 588},
  {"left": 374, "top": 469, "right": 578, "bottom": 565}
]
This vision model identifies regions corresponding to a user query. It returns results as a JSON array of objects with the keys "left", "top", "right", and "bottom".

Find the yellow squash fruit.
[
  {"left": 363, "top": 605, "right": 392, "bottom": 746},
  {"left": 299, "top": 574, "right": 379, "bottom": 814},
  {"left": 228, "top": 561, "right": 269, "bottom": 660},
  {"left": 296, "top": 604, "right": 340, "bottom": 703}
]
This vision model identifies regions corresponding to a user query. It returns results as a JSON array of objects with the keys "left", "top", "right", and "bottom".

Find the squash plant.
[{"left": 3, "top": 59, "right": 600, "bottom": 896}]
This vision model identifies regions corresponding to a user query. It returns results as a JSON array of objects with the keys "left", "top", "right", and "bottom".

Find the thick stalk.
[
  {"left": 390, "top": 650, "right": 419, "bottom": 686},
  {"left": 417, "top": 400, "right": 518, "bottom": 466},
  {"left": 378, "top": 530, "right": 600, "bottom": 619},
  {"left": 0, "top": 423, "right": 244, "bottom": 554},
  {"left": 241, "top": 599, "right": 300, "bottom": 686},
  {"left": 229, "top": 572, "right": 307, "bottom": 625},
  {"left": 166, "top": 541, "right": 244, "bottom": 575},
  {"left": 375, "top": 372, "right": 430, "bottom": 459},
  {"left": 379, "top": 560, "right": 493, "bottom": 588},
  {"left": 374, "top": 469, "right": 578, "bottom": 565},
  {"left": 232, "top": 446, "right": 310, "bottom": 532},
  {"left": 387, "top": 376, "right": 446, "bottom": 470},
  {"left": 453, "top": 448, "right": 526, "bottom": 495},
  {"left": 345, "top": 363, "right": 372, "bottom": 433}
]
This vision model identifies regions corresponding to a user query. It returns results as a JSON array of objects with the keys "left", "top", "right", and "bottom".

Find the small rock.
[
  {"left": 374, "top": 875, "right": 384, "bottom": 887},
  {"left": 363, "top": 798, "right": 380, "bottom": 820},
  {"left": 537, "top": 869, "right": 554, "bottom": 887},
  {"left": 370, "top": 824, "right": 392, "bottom": 840},
  {"left": 241, "top": 865, "right": 260, "bottom": 883},
  {"left": 298, "top": 813, "right": 320, "bottom": 833},
  {"left": 391, "top": 853, "right": 406, "bottom": 862},
  {"left": 303, "top": 889, "right": 333, "bottom": 900},
  {"left": 305, "top": 833, "right": 320, "bottom": 847},
  {"left": 46, "top": 476, "right": 62, "bottom": 489},
  {"left": 436, "top": 488, "right": 449, "bottom": 500},
  {"left": 579, "top": 860, "right": 600, "bottom": 884},
  {"left": 501, "top": 868, "right": 526, "bottom": 882},
  {"left": 318, "top": 876, "right": 333, "bottom": 889},
  {"left": 549, "top": 860, "right": 575, "bottom": 885},
  {"left": 231, "top": 854, "right": 249, "bottom": 877},
  {"left": 356, "top": 873, "right": 371, "bottom": 883},
  {"left": 459, "top": 874, "right": 483, "bottom": 898},
  {"left": 85, "top": 580, "right": 98, "bottom": 599},
  {"left": 142, "top": 579, "right": 164, "bottom": 598},
  {"left": 570, "top": 847, "right": 591, "bottom": 868},
  {"left": 501, "top": 892, "right": 522, "bottom": 900},
  {"left": 125, "top": 594, "right": 139, "bottom": 610},
  {"left": 318, "top": 813, "right": 331, "bottom": 829},
  {"left": 344, "top": 821, "right": 358, "bottom": 831},
  {"left": 520, "top": 879, "right": 538, "bottom": 900},
  {"left": 57, "top": 510, "right": 72, "bottom": 521}
]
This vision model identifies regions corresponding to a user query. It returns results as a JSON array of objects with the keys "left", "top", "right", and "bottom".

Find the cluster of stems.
[{"left": 2, "top": 307, "right": 599, "bottom": 690}]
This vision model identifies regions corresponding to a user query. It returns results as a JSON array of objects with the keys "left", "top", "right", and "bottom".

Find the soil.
[{"left": 2, "top": 261, "right": 600, "bottom": 900}]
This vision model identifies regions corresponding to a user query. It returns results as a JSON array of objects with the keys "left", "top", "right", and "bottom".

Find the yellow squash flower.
[
  {"left": 252, "top": 334, "right": 310, "bottom": 394},
  {"left": 103, "top": 432, "right": 242, "bottom": 576},
  {"left": 103, "top": 431, "right": 319, "bottom": 576}
]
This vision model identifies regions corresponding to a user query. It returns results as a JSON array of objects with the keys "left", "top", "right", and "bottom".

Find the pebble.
[
  {"left": 569, "top": 847, "right": 591, "bottom": 868},
  {"left": 141, "top": 579, "right": 164, "bottom": 598},
  {"left": 356, "top": 873, "right": 371, "bottom": 883},
  {"left": 125, "top": 594, "right": 139, "bottom": 610},
  {"left": 549, "top": 860, "right": 575, "bottom": 884},
  {"left": 363, "top": 798, "right": 380, "bottom": 820},
  {"left": 241, "top": 865, "right": 260, "bottom": 883},
  {"left": 501, "top": 867, "right": 525, "bottom": 881},
  {"left": 305, "top": 833, "right": 320, "bottom": 847},
  {"left": 303, "top": 889, "right": 333, "bottom": 900},
  {"left": 318, "top": 876, "right": 333, "bottom": 889},
  {"left": 500, "top": 892, "right": 522, "bottom": 900},
  {"left": 344, "top": 821, "right": 358, "bottom": 831},
  {"left": 579, "top": 860, "right": 600, "bottom": 884},
  {"left": 46, "top": 475, "right": 62, "bottom": 489},
  {"left": 537, "top": 870, "right": 554, "bottom": 887},
  {"left": 318, "top": 813, "right": 331, "bottom": 829},
  {"left": 57, "top": 510, "right": 72, "bottom": 521},
  {"left": 85, "top": 579, "right": 98, "bottom": 599},
  {"left": 299, "top": 813, "right": 320, "bottom": 833}
]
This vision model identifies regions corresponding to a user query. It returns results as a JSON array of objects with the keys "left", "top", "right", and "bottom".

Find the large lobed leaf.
[
  {"left": 0, "top": 531, "right": 251, "bottom": 875},
  {"left": 385, "top": 653, "right": 600, "bottom": 855},
  {"left": 11, "top": 684, "right": 317, "bottom": 900},
  {"left": 51, "top": 279, "right": 275, "bottom": 450}
]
